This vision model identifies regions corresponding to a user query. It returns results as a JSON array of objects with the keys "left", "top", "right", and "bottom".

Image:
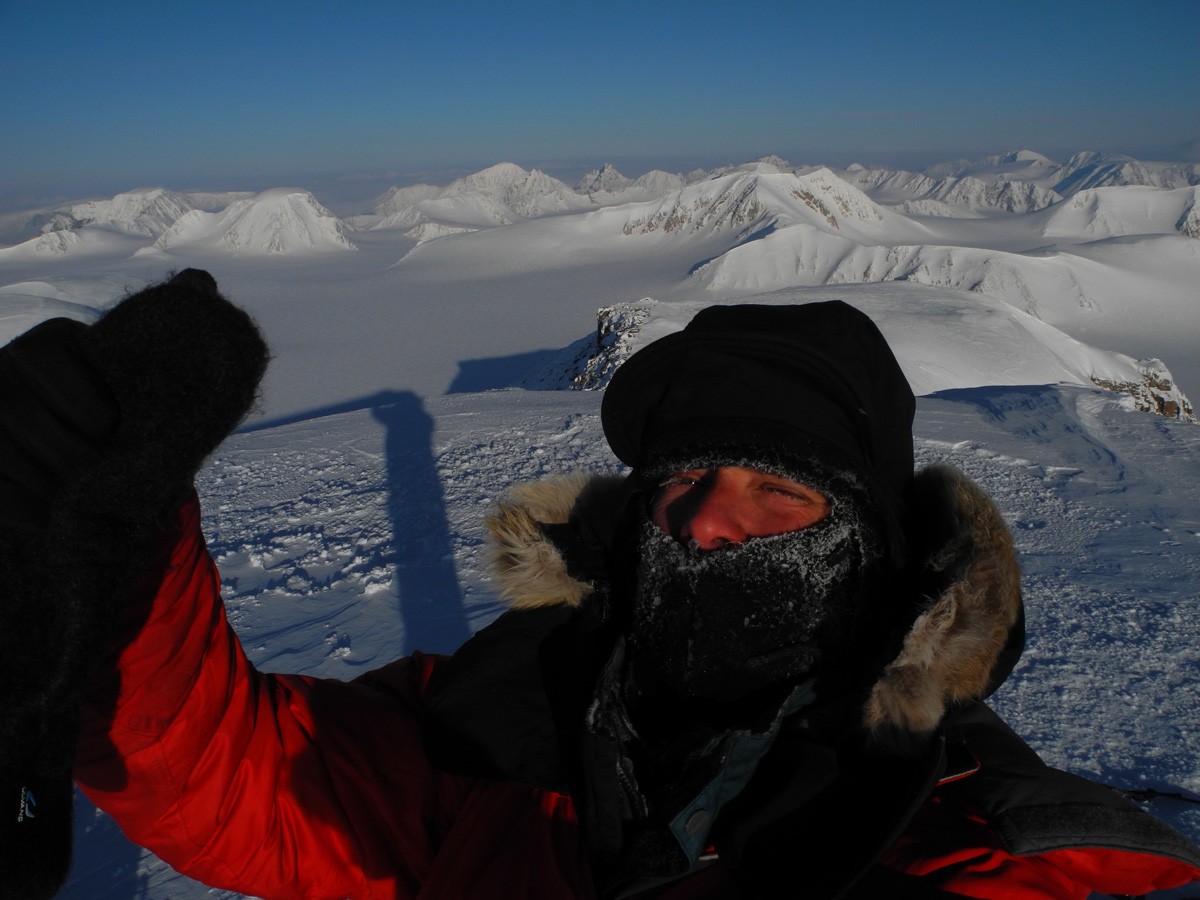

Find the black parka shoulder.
[{"left": 421, "top": 464, "right": 1200, "bottom": 899}]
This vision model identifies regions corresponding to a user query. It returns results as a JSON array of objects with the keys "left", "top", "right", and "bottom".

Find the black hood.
[{"left": 600, "top": 301, "right": 915, "bottom": 559}]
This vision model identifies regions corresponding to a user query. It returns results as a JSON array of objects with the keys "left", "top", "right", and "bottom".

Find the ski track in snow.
[{"left": 50, "top": 384, "right": 1200, "bottom": 900}]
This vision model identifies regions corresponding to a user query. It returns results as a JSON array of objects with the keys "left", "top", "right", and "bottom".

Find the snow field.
[{"left": 916, "top": 386, "right": 1200, "bottom": 850}]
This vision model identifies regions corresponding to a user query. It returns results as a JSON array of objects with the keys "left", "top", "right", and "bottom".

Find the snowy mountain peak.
[
  {"left": 841, "top": 166, "right": 1061, "bottom": 216},
  {"left": 575, "top": 167, "right": 688, "bottom": 207},
  {"left": 37, "top": 187, "right": 197, "bottom": 238},
  {"left": 924, "top": 150, "right": 1065, "bottom": 186},
  {"left": 784, "top": 168, "right": 887, "bottom": 228},
  {"left": 619, "top": 172, "right": 771, "bottom": 237},
  {"left": 150, "top": 189, "right": 355, "bottom": 254},
  {"left": 633, "top": 170, "right": 686, "bottom": 194},
  {"left": 372, "top": 183, "right": 442, "bottom": 218},
  {"left": 442, "top": 164, "right": 587, "bottom": 217},
  {"left": 1001, "top": 149, "right": 1057, "bottom": 165},
  {"left": 727, "top": 159, "right": 791, "bottom": 176},
  {"left": 618, "top": 168, "right": 889, "bottom": 240},
  {"left": 754, "top": 154, "right": 794, "bottom": 171},
  {"left": 576, "top": 163, "right": 632, "bottom": 195},
  {"left": 443, "top": 162, "right": 533, "bottom": 194},
  {"left": 1064, "top": 150, "right": 1125, "bottom": 170},
  {"left": 920, "top": 150, "right": 1200, "bottom": 199},
  {"left": 1053, "top": 154, "right": 1200, "bottom": 195},
  {"left": 361, "top": 163, "right": 592, "bottom": 236},
  {"left": 556, "top": 297, "right": 1194, "bottom": 424}
]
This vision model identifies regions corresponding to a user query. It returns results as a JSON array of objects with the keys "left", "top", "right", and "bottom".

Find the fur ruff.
[
  {"left": 486, "top": 463, "right": 1022, "bottom": 741},
  {"left": 487, "top": 472, "right": 596, "bottom": 610}
]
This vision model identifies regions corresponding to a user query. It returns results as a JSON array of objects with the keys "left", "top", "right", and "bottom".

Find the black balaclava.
[
  {"left": 601, "top": 301, "right": 916, "bottom": 566},
  {"left": 628, "top": 454, "right": 890, "bottom": 703},
  {"left": 600, "top": 301, "right": 917, "bottom": 705}
]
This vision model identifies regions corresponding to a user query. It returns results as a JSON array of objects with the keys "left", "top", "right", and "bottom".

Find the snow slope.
[
  {"left": 546, "top": 285, "right": 1193, "bottom": 420},
  {"left": 924, "top": 149, "right": 1200, "bottom": 197},
  {"left": 144, "top": 188, "right": 356, "bottom": 255},
  {"left": 838, "top": 166, "right": 1062, "bottom": 217},
  {"left": 576, "top": 164, "right": 690, "bottom": 206},
  {"left": 351, "top": 163, "right": 592, "bottom": 237},
  {"left": 926, "top": 149, "right": 1063, "bottom": 180},
  {"left": 0, "top": 277, "right": 125, "bottom": 343},
  {"left": 611, "top": 168, "right": 915, "bottom": 243},
  {"left": 40, "top": 188, "right": 197, "bottom": 238}
]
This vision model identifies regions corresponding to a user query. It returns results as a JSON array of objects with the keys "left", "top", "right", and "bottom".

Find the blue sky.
[{"left": 2, "top": 0, "right": 1196, "bottom": 210}]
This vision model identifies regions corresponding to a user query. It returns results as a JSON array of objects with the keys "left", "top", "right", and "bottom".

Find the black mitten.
[
  {"left": 77, "top": 267, "right": 268, "bottom": 522},
  {"left": 0, "top": 318, "right": 119, "bottom": 900},
  {"left": 0, "top": 317, "right": 119, "bottom": 529},
  {"left": 0, "top": 268, "right": 268, "bottom": 900}
]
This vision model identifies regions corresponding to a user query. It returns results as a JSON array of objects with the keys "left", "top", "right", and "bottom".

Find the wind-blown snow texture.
[{"left": 0, "top": 150, "right": 1197, "bottom": 899}]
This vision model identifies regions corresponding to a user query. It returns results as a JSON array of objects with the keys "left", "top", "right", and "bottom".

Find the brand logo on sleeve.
[{"left": 17, "top": 787, "right": 36, "bottom": 822}]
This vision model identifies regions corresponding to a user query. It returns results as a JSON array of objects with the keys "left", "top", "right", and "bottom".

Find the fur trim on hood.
[{"left": 486, "top": 464, "right": 1022, "bottom": 741}]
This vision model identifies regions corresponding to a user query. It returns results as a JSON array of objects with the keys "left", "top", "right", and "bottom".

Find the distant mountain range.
[
  {"left": 3, "top": 150, "right": 1197, "bottom": 255},
  {"left": 1, "top": 150, "right": 1197, "bottom": 423},
  {"left": 5, "top": 187, "right": 353, "bottom": 256}
]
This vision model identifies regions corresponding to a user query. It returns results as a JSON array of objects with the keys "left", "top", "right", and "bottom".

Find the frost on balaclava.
[{"left": 627, "top": 458, "right": 890, "bottom": 704}]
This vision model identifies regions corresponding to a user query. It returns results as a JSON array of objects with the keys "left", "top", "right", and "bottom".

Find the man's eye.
[
  {"left": 762, "top": 484, "right": 810, "bottom": 501},
  {"left": 660, "top": 478, "right": 694, "bottom": 491}
]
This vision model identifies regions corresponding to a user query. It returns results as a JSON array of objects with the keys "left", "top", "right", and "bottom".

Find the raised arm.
[
  {"left": 75, "top": 490, "right": 454, "bottom": 900},
  {"left": 3, "top": 271, "right": 453, "bottom": 900}
]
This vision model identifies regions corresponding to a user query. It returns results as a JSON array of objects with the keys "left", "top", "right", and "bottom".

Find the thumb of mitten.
[{"left": 78, "top": 267, "right": 269, "bottom": 522}]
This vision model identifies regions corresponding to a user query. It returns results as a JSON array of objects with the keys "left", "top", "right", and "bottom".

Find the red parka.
[{"left": 75, "top": 473, "right": 1200, "bottom": 900}]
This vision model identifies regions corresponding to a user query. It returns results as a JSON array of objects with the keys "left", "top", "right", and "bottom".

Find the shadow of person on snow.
[
  {"left": 60, "top": 390, "right": 472, "bottom": 900},
  {"left": 244, "top": 388, "right": 472, "bottom": 655},
  {"left": 369, "top": 390, "right": 471, "bottom": 655}
]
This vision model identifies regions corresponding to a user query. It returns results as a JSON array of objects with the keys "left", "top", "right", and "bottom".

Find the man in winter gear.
[
  {"left": 2, "top": 275, "right": 1198, "bottom": 899},
  {"left": 612, "top": 300, "right": 912, "bottom": 711}
]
